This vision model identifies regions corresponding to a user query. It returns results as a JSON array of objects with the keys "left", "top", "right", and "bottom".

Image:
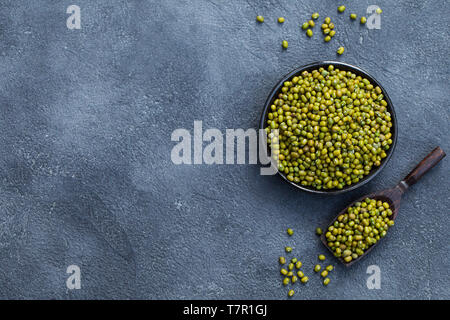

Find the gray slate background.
[{"left": 0, "top": 0, "right": 448, "bottom": 299}]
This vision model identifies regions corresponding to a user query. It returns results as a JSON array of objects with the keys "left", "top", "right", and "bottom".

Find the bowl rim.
[{"left": 259, "top": 61, "right": 398, "bottom": 195}]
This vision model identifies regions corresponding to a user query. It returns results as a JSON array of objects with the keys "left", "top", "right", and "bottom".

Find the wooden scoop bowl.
[{"left": 320, "top": 146, "right": 446, "bottom": 267}]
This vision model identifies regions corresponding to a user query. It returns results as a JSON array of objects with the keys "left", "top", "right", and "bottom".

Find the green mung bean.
[
  {"left": 265, "top": 65, "right": 393, "bottom": 190},
  {"left": 325, "top": 198, "right": 395, "bottom": 261}
]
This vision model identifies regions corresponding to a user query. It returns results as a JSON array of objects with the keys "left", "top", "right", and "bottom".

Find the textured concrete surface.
[{"left": 0, "top": 0, "right": 448, "bottom": 299}]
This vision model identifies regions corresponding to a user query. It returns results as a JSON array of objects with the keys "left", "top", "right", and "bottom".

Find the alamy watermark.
[
  {"left": 366, "top": 265, "right": 381, "bottom": 289},
  {"left": 367, "top": 5, "right": 382, "bottom": 29},
  {"left": 171, "top": 121, "right": 279, "bottom": 175},
  {"left": 66, "top": 265, "right": 81, "bottom": 290},
  {"left": 66, "top": 5, "right": 81, "bottom": 30}
]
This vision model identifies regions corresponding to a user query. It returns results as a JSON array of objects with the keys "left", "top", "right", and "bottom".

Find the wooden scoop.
[{"left": 320, "top": 146, "right": 446, "bottom": 267}]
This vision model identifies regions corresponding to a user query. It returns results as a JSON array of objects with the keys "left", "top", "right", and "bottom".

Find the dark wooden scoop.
[{"left": 320, "top": 146, "right": 446, "bottom": 267}]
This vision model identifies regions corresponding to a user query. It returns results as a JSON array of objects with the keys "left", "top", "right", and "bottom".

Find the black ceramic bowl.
[{"left": 259, "top": 61, "right": 398, "bottom": 195}]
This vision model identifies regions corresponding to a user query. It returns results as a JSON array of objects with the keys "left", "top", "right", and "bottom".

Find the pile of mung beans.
[
  {"left": 325, "top": 198, "right": 395, "bottom": 262},
  {"left": 265, "top": 65, "right": 393, "bottom": 190}
]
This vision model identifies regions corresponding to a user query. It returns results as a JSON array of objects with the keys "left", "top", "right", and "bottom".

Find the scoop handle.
[{"left": 400, "top": 147, "right": 446, "bottom": 190}]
